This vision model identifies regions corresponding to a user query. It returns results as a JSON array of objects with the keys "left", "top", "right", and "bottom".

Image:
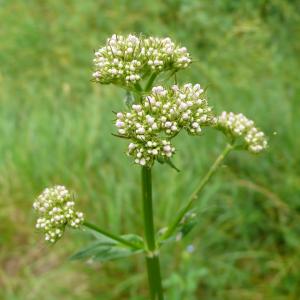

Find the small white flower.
[
  {"left": 146, "top": 115, "right": 155, "bottom": 124},
  {"left": 163, "top": 145, "right": 171, "bottom": 152},
  {"left": 139, "top": 158, "right": 146, "bottom": 165},
  {"left": 152, "top": 123, "right": 158, "bottom": 130},
  {"left": 116, "top": 120, "right": 124, "bottom": 128},
  {"left": 152, "top": 149, "right": 158, "bottom": 155},
  {"left": 128, "top": 143, "right": 136, "bottom": 151},
  {"left": 165, "top": 121, "right": 172, "bottom": 128}
]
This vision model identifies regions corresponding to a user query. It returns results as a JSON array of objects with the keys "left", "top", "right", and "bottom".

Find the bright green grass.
[{"left": 1, "top": 1, "right": 300, "bottom": 299}]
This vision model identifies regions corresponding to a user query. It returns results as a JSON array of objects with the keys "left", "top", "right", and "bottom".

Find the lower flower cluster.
[
  {"left": 33, "top": 186, "right": 84, "bottom": 243},
  {"left": 115, "top": 84, "right": 215, "bottom": 166},
  {"left": 127, "top": 139, "right": 175, "bottom": 166},
  {"left": 216, "top": 111, "right": 268, "bottom": 153}
]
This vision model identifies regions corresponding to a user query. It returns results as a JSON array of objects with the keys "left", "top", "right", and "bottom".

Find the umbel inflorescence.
[
  {"left": 92, "top": 34, "right": 191, "bottom": 86},
  {"left": 216, "top": 112, "right": 267, "bottom": 153},
  {"left": 115, "top": 84, "right": 215, "bottom": 166},
  {"left": 33, "top": 186, "right": 84, "bottom": 243}
]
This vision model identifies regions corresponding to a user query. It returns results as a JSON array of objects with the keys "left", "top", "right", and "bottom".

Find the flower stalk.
[
  {"left": 160, "top": 143, "right": 234, "bottom": 242},
  {"left": 142, "top": 167, "right": 164, "bottom": 300},
  {"left": 145, "top": 72, "right": 158, "bottom": 92}
]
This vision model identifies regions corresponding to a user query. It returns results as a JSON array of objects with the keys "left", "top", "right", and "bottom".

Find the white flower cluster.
[
  {"left": 217, "top": 112, "right": 267, "bottom": 153},
  {"left": 33, "top": 186, "right": 84, "bottom": 243},
  {"left": 127, "top": 139, "right": 176, "bottom": 166},
  {"left": 92, "top": 34, "right": 191, "bottom": 86},
  {"left": 115, "top": 84, "right": 214, "bottom": 166}
]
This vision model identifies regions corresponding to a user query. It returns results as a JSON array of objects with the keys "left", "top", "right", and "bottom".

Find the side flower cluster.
[
  {"left": 92, "top": 34, "right": 191, "bottom": 86},
  {"left": 216, "top": 111, "right": 267, "bottom": 153},
  {"left": 115, "top": 84, "right": 215, "bottom": 166},
  {"left": 33, "top": 186, "right": 84, "bottom": 243}
]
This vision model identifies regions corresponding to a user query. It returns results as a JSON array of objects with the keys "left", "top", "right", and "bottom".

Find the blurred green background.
[{"left": 1, "top": 0, "right": 300, "bottom": 299}]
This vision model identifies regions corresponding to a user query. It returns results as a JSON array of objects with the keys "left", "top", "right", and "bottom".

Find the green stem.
[
  {"left": 142, "top": 167, "right": 156, "bottom": 250},
  {"left": 83, "top": 221, "right": 140, "bottom": 250},
  {"left": 142, "top": 167, "right": 164, "bottom": 300},
  {"left": 134, "top": 82, "right": 143, "bottom": 92},
  {"left": 161, "top": 143, "right": 233, "bottom": 241}
]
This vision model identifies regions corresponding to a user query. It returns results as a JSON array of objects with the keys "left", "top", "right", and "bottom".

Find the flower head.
[
  {"left": 216, "top": 111, "right": 267, "bottom": 153},
  {"left": 115, "top": 83, "right": 215, "bottom": 166},
  {"left": 92, "top": 34, "right": 191, "bottom": 86},
  {"left": 33, "top": 186, "right": 84, "bottom": 243}
]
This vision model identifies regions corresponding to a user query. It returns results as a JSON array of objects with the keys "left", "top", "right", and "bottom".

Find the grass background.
[{"left": 1, "top": 0, "right": 300, "bottom": 299}]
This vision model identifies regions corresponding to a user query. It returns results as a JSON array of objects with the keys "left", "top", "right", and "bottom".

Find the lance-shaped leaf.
[
  {"left": 70, "top": 233, "right": 144, "bottom": 262},
  {"left": 157, "top": 156, "right": 180, "bottom": 172}
]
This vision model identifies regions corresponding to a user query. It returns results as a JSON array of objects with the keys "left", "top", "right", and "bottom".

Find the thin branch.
[
  {"left": 83, "top": 221, "right": 141, "bottom": 250},
  {"left": 160, "top": 144, "right": 233, "bottom": 241}
]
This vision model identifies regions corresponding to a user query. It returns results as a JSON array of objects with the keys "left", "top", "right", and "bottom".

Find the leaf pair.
[{"left": 71, "top": 209, "right": 198, "bottom": 263}]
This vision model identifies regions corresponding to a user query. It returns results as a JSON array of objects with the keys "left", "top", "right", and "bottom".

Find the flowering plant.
[{"left": 33, "top": 34, "right": 268, "bottom": 299}]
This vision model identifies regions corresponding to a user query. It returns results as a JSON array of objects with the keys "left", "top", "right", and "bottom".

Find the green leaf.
[
  {"left": 70, "top": 234, "right": 144, "bottom": 262},
  {"left": 157, "top": 156, "right": 180, "bottom": 172},
  {"left": 165, "top": 158, "right": 180, "bottom": 172},
  {"left": 83, "top": 226, "right": 144, "bottom": 247}
]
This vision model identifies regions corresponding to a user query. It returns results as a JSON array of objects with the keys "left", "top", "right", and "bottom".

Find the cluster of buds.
[
  {"left": 115, "top": 84, "right": 215, "bottom": 166},
  {"left": 33, "top": 186, "right": 84, "bottom": 243},
  {"left": 216, "top": 112, "right": 267, "bottom": 153},
  {"left": 92, "top": 34, "right": 191, "bottom": 86},
  {"left": 127, "top": 140, "right": 175, "bottom": 166}
]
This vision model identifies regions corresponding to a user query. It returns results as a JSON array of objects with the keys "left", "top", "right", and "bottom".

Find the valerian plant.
[{"left": 33, "top": 34, "right": 268, "bottom": 299}]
